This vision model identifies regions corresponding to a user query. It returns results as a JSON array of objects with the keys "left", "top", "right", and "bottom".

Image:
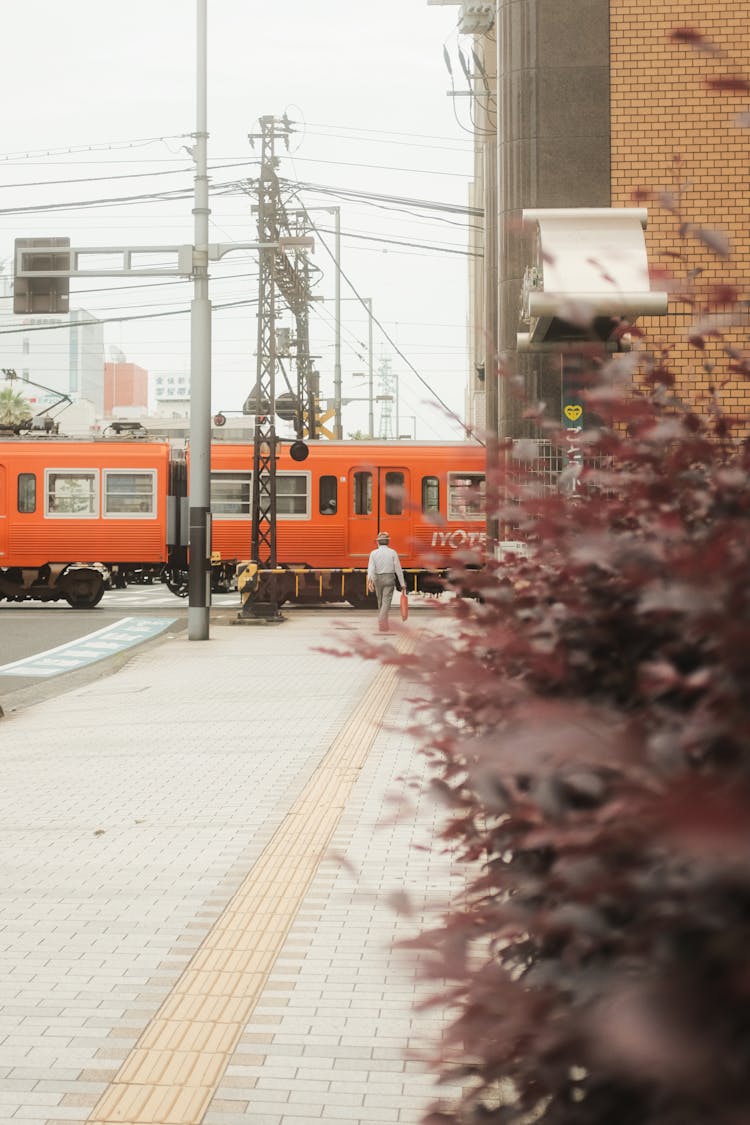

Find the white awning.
[{"left": 518, "top": 208, "right": 668, "bottom": 350}]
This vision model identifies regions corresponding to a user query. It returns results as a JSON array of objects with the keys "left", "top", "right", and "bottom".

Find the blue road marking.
[{"left": 0, "top": 617, "right": 177, "bottom": 678}]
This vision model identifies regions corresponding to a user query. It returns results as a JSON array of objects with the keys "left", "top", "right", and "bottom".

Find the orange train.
[{"left": 0, "top": 436, "right": 486, "bottom": 608}]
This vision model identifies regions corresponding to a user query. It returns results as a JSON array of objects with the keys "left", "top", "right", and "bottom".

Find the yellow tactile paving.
[{"left": 87, "top": 638, "right": 409, "bottom": 1125}]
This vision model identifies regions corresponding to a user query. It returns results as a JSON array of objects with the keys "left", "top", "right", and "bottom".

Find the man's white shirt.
[{"left": 367, "top": 545, "right": 405, "bottom": 588}]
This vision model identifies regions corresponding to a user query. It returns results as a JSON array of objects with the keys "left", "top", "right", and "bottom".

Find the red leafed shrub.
[
  {"left": 383, "top": 25, "right": 750, "bottom": 1122},
  {"left": 401, "top": 369, "right": 750, "bottom": 1124}
]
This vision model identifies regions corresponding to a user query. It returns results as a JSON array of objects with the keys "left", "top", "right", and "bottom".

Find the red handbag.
[{"left": 400, "top": 590, "right": 409, "bottom": 620}]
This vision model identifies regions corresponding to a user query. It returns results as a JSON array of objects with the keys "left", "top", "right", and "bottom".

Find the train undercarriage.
[
  {"left": 232, "top": 562, "right": 447, "bottom": 609},
  {"left": 0, "top": 560, "right": 450, "bottom": 610},
  {"left": 0, "top": 563, "right": 108, "bottom": 608}
]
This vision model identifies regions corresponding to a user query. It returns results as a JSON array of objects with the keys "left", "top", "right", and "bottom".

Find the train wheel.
[
  {"left": 164, "top": 569, "right": 189, "bottom": 598},
  {"left": 63, "top": 570, "right": 105, "bottom": 609}
]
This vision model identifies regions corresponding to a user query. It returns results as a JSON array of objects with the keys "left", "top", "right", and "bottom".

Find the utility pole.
[
  {"left": 188, "top": 0, "right": 212, "bottom": 641},
  {"left": 331, "top": 207, "right": 342, "bottom": 439},
  {"left": 364, "top": 298, "right": 374, "bottom": 438},
  {"left": 290, "top": 209, "right": 318, "bottom": 441},
  {"left": 246, "top": 116, "right": 286, "bottom": 619},
  {"left": 483, "top": 133, "right": 500, "bottom": 553},
  {"left": 239, "top": 115, "right": 317, "bottom": 619},
  {"left": 376, "top": 357, "right": 398, "bottom": 440}
]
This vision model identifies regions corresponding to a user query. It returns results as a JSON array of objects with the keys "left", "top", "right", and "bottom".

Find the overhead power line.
[
  {"left": 0, "top": 297, "right": 258, "bottom": 334},
  {"left": 299, "top": 121, "right": 474, "bottom": 144},
  {"left": 279, "top": 177, "right": 483, "bottom": 218},
  {"left": 309, "top": 224, "right": 481, "bottom": 258},
  {"left": 0, "top": 160, "right": 255, "bottom": 193},
  {"left": 303, "top": 211, "right": 482, "bottom": 446},
  {"left": 0, "top": 133, "right": 192, "bottom": 165}
]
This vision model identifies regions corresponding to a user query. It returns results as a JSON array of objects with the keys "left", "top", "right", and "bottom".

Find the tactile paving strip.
[{"left": 86, "top": 639, "right": 408, "bottom": 1125}]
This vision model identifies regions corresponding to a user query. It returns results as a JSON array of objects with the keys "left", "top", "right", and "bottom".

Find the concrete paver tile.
[
  {"left": 202, "top": 1114, "right": 281, "bottom": 1125},
  {"left": 0, "top": 620, "right": 462, "bottom": 1125}
]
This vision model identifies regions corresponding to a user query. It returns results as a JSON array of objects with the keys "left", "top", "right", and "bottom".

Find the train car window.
[
  {"left": 277, "top": 473, "right": 309, "bottom": 518},
  {"left": 448, "top": 472, "right": 485, "bottom": 521},
  {"left": 103, "top": 470, "right": 156, "bottom": 517},
  {"left": 353, "top": 471, "right": 372, "bottom": 515},
  {"left": 18, "top": 473, "right": 36, "bottom": 514},
  {"left": 422, "top": 476, "right": 440, "bottom": 513},
  {"left": 384, "top": 471, "right": 405, "bottom": 515},
  {"left": 211, "top": 472, "right": 251, "bottom": 517},
  {"left": 319, "top": 475, "right": 338, "bottom": 515},
  {"left": 46, "top": 470, "right": 97, "bottom": 517}
]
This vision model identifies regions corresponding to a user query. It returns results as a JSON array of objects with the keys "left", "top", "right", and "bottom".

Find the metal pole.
[
  {"left": 366, "top": 298, "right": 374, "bottom": 438},
  {"left": 484, "top": 130, "right": 500, "bottom": 558},
  {"left": 332, "top": 207, "right": 342, "bottom": 439},
  {"left": 188, "top": 0, "right": 212, "bottom": 640}
]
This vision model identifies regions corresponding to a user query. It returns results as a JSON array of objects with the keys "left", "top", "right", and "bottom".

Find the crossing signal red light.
[{"left": 289, "top": 440, "right": 309, "bottom": 462}]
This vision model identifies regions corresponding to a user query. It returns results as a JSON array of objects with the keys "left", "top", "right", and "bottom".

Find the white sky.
[{"left": 0, "top": 1, "right": 477, "bottom": 440}]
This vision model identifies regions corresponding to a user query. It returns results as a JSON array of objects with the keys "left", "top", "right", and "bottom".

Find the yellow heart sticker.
[{"left": 564, "top": 405, "right": 583, "bottom": 422}]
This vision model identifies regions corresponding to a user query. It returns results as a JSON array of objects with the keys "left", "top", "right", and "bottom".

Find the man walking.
[{"left": 367, "top": 531, "right": 405, "bottom": 633}]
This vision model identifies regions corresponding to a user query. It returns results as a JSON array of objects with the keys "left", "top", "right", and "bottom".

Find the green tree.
[{"left": 0, "top": 385, "right": 31, "bottom": 426}]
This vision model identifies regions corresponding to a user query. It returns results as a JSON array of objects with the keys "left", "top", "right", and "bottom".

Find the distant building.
[
  {"left": 104, "top": 360, "right": 148, "bottom": 418},
  {"left": 0, "top": 296, "right": 105, "bottom": 419},
  {"left": 154, "top": 372, "right": 191, "bottom": 415}
]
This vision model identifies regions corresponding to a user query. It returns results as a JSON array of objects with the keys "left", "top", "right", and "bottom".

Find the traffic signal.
[{"left": 13, "top": 237, "right": 71, "bottom": 315}]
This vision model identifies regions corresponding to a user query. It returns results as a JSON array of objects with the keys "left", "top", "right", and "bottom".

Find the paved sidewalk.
[{"left": 0, "top": 612, "right": 463, "bottom": 1125}]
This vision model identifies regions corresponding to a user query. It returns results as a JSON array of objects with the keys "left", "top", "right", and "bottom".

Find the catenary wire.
[{"left": 302, "top": 211, "right": 481, "bottom": 445}]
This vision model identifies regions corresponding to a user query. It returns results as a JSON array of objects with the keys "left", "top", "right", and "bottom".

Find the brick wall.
[{"left": 611, "top": 0, "right": 750, "bottom": 412}]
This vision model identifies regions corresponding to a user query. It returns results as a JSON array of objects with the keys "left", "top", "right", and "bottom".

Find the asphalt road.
[
  {"left": 0, "top": 583, "right": 208, "bottom": 714},
  {"left": 0, "top": 583, "right": 439, "bottom": 715}
]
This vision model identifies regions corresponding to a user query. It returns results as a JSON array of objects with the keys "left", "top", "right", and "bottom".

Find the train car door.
[
  {"left": 348, "top": 464, "right": 411, "bottom": 560},
  {"left": 0, "top": 465, "right": 6, "bottom": 563}
]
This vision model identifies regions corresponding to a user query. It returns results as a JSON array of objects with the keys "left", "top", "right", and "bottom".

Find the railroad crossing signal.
[{"left": 309, "top": 406, "right": 336, "bottom": 441}]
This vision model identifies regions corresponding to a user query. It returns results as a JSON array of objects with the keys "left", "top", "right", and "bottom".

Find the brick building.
[
  {"left": 103, "top": 360, "right": 148, "bottom": 418},
  {"left": 611, "top": 1, "right": 750, "bottom": 419}
]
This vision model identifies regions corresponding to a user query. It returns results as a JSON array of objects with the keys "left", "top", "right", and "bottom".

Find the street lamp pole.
[{"left": 188, "top": 0, "right": 212, "bottom": 640}]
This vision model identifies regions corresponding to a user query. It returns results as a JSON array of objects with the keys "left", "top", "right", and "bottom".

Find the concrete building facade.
[
  {"left": 0, "top": 299, "right": 105, "bottom": 421},
  {"left": 438, "top": 0, "right": 750, "bottom": 437}
]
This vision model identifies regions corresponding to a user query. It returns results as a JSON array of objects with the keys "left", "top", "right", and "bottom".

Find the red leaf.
[
  {"left": 706, "top": 76, "right": 750, "bottom": 93},
  {"left": 708, "top": 283, "right": 738, "bottom": 305},
  {"left": 669, "top": 27, "right": 723, "bottom": 55},
  {"left": 669, "top": 26, "right": 703, "bottom": 44}
]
